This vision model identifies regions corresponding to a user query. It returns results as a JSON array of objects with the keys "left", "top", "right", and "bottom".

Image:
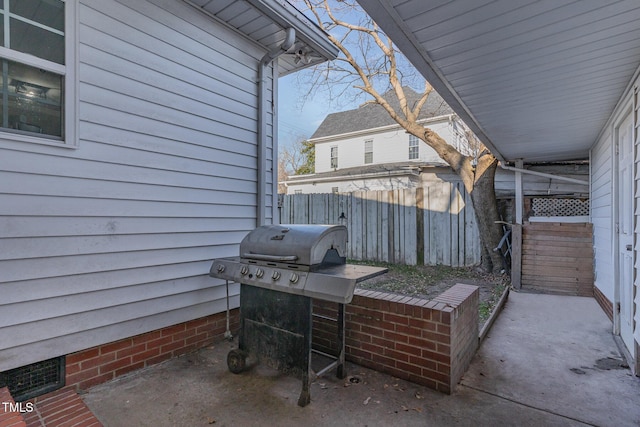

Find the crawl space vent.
[{"left": 0, "top": 356, "right": 65, "bottom": 401}]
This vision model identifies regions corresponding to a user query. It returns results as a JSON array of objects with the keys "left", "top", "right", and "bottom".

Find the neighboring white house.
[
  {"left": 0, "top": 0, "right": 336, "bottom": 383},
  {"left": 357, "top": 0, "right": 640, "bottom": 373},
  {"left": 283, "top": 88, "right": 473, "bottom": 194}
]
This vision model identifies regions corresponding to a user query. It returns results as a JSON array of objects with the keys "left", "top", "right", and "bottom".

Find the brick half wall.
[{"left": 313, "top": 284, "right": 479, "bottom": 394}]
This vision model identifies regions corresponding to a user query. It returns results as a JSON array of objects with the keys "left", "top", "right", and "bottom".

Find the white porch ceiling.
[
  {"left": 358, "top": 0, "right": 640, "bottom": 162},
  {"left": 186, "top": 0, "right": 338, "bottom": 75}
]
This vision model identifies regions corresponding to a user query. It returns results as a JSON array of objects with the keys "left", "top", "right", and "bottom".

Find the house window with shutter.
[
  {"left": 0, "top": 0, "right": 76, "bottom": 145},
  {"left": 330, "top": 146, "right": 338, "bottom": 168},
  {"left": 409, "top": 135, "right": 419, "bottom": 159},
  {"left": 364, "top": 139, "right": 373, "bottom": 164}
]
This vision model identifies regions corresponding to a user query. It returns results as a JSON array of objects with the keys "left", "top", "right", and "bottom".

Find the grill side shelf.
[
  {"left": 304, "top": 264, "right": 388, "bottom": 304},
  {"left": 313, "top": 264, "right": 388, "bottom": 282}
]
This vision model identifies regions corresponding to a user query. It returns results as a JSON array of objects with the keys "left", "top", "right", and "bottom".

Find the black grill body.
[{"left": 210, "top": 224, "right": 386, "bottom": 406}]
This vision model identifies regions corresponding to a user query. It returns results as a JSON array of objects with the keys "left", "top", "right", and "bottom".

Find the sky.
[
  {"left": 277, "top": 73, "right": 330, "bottom": 151},
  {"left": 276, "top": 1, "right": 371, "bottom": 152},
  {"left": 277, "top": 73, "right": 362, "bottom": 152},
  {"left": 275, "top": 1, "right": 425, "bottom": 153}
]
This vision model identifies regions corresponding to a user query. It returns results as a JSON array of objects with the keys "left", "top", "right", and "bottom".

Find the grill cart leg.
[{"left": 298, "top": 374, "right": 311, "bottom": 407}]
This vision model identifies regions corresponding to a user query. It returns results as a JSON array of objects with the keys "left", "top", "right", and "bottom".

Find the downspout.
[{"left": 257, "top": 27, "right": 295, "bottom": 227}]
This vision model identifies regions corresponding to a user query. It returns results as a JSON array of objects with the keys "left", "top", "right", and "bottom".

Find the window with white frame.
[
  {"left": 409, "top": 134, "right": 419, "bottom": 159},
  {"left": 331, "top": 186, "right": 338, "bottom": 193},
  {"left": 0, "top": 0, "right": 74, "bottom": 144},
  {"left": 364, "top": 139, "right": 373, "bottom": 164},
  {"left": 330, "top": 146, "right": 338, "bottom": 169}
]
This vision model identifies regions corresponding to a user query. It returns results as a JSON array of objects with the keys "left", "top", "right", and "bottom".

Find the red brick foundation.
[
  {"left": 313, "top": 283, "right": 479, "bottom": 394},
  {"left": 65, "top": 310, "right": 239, "bottom": 391}
]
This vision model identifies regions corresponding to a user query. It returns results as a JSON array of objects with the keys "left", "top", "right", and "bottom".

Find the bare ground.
[{"left": 355, "top": 262, "right": 510, "bottom": 325}]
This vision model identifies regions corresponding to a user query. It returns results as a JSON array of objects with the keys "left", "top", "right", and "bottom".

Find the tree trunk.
[
  {"left": 420, "top": 127, "right": 504, "bottom": 273},
  {"left": 468, "top": 155, "right": 504, "bottom": 274}
]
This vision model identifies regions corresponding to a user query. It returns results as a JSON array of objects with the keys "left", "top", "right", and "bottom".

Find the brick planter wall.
[
  {"left": 313, "top": 284, "right": 479, "bottom": 394},
  {"left": 65, "top": 310, "right": 239, "bottom": 391}
]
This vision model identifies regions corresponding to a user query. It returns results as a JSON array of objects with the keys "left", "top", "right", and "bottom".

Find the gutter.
[
  {"left": 499, "top": 162, "right": 589, "bottom": 186},
  {"left": 246, "top": 0, "right": 338, "bottom": 66},
  {"left": 257, "top": 27, "right": 295, "bottom": 227}
]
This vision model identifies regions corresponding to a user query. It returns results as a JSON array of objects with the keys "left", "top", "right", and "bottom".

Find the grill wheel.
[{"left": 227, "top": 349, "right": 247, "bottom": 374}]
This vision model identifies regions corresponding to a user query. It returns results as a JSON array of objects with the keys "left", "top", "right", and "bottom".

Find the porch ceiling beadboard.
[
  {"left": 186, "top": 0, "right": 338, "bottom": 75},
  {"left": 357, "top": 0, "right": 640, "bottom": 162}
]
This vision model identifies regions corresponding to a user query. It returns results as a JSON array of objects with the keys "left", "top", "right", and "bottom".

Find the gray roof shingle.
[{"left": 310, "top": 87, "right": 452, "bottom": 140}]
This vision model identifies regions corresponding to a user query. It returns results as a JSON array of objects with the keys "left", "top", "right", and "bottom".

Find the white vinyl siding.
[
  {"left": 591, "top": 128, "right": 614, "bottom": 303},
  {"left": 634, "top": 78, "right": 640, "bottom": 343},
  {"left": 0, "top": 0, "right": 267, "bottom": 371}
]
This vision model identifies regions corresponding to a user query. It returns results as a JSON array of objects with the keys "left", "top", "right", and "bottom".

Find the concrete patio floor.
[{"left": 82, "top": 291, "right": 640, "bottom": 426}]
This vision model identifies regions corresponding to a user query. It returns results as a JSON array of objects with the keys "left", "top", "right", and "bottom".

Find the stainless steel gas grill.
[{"left": 209, "top": 224, "right": 386, "bottom": 406}]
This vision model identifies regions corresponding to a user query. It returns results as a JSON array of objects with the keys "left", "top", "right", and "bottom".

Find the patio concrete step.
[{"left": 1, "top": 386, "right": 26, "bottom": 427}]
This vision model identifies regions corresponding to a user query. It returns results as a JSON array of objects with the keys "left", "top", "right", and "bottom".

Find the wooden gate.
[{"left": 521, "top": 222, "right": 594, "bottom": 296}]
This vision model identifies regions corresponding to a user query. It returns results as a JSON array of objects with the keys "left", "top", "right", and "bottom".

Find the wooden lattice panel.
[{"left": 531, "top": 198, "right": 589, "bottom": 217}]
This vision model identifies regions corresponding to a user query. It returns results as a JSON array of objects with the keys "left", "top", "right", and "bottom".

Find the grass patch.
[
  {"left": 479, "top": 283, "right": 506, "bottom": 324},
  {"left": 353, "top": 259, "right": 510, "bottom": 327},
  {"left": 353, "top": 260, "right": 487, "bottom": 299}
]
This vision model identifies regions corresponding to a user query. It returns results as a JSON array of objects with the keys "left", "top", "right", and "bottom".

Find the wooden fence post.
[
  {"left": 416, "top": 187, "right": 425, "bottom": 265},
  {"left": 511, "top": 224, "right": 522, "bottom": 289}
]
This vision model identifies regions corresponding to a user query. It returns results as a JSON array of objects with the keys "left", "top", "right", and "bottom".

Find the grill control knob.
[
  {"left": 216, "top": 264, "right": 225, "bottom": 273},
  {"left": 271, "top": 271, "right": 281, "bottom": 281},
  {"left": 289, "top": 273, "right": 299, "bottom": 284},
  {"left": 240, "top": 266, "right": 249, "bottom": 276},
  {"left": 255, "top": 268, "right": 264, "bottom": 278}
]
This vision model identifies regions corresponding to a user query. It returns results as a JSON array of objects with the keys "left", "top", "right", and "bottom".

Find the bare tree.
[
  {"left": 278, "top": 138, "right": 315, "bottom": 193},
  {"left": 300, "top": 0, "right": 504, "bottom": 273}
]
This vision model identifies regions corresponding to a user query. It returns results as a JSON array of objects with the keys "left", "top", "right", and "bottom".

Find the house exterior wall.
[
  {"left": 634, "top": 77, "right": 640, "bottom": 345},
  {"left": 314, "top": 119, "right": 453, "bottom": 173},
  {"left": 591, "top": 128, "right": 614, "bottom": 304},
  {"left": 590, "top": 67, "right": 640, "bottom": 360},
  {"left": 0, "top": 0, "right": 270, "bottom": 372}
]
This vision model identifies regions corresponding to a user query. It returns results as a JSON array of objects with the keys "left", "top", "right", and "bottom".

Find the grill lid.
[{"left": 240, "top": 224, "right": 347, "bottom": 267}]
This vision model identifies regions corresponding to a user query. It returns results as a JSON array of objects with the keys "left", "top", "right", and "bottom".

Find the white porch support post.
[
  {"left": 515, "top": 159, "right": 523, "bottom": 225},
  {"left": 512, "top": 159, "right": 523, "bottom": 289}
]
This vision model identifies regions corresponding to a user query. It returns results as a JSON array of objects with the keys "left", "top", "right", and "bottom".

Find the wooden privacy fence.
[{"left": 279, "top": 184, "right": 481, "bottom": 266}]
